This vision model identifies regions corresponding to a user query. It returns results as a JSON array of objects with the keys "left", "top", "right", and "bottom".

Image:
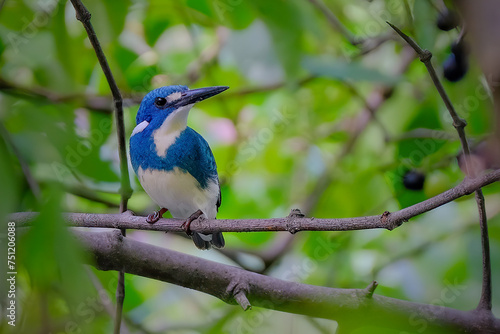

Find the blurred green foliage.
[{"left": 0, "top": 0, "right": 499, "bottom": 333}]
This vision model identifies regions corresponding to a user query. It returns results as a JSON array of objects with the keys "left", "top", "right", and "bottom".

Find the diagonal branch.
[
  {"left": 388, "top": 21, "right": 492, "bottom": 312},
  {"left": 10, "top": 168, "right": 500, "bottom": 233},
  {"left": 69, "top": 0, "right": 132, "bottom": 212},
  {"left": 307, "top": 0, "right": 395, "bottom": 56},
  {"left": 68, "top": 1, "right": 132, "bottom": 333},
  {"left": 72, "top": 229, "right": 500, "bottom": 333},
  {"left": 0, "top": 77, "right": 114, "bottom": 113},
  {"left": 307, "top": 0, "right": 360, "bottom": 46}
]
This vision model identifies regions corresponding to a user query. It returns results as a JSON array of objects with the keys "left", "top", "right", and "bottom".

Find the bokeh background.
[{"left": 0, "top": 0, "right": 499, "bottom": 333}]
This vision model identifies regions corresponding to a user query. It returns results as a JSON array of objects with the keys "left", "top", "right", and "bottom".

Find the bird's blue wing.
[{"left": 169, "top": 127, "right": 220, "bottom": 190}]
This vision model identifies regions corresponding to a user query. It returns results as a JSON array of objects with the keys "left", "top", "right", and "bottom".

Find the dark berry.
[
  {"left": 403, "top": 171, "right": 426, "bottom": 191},
  {"left": 443, "top": 40, "right": 468, "bottom": 82},
  {"left": 437, "top": 9, "right": 460, "bottom": 31}
]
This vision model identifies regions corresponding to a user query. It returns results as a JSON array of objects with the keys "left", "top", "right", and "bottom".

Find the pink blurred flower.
[{"left": 208, "top": 118, "right": 237, "bottom": 145}]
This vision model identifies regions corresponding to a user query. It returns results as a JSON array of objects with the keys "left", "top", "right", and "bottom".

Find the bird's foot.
[
  {"left": 146, "top": 208, "right": 168, "bottom": 224},
  {"left": 181, "top": 209, "right": 203, "bottom": 236}
]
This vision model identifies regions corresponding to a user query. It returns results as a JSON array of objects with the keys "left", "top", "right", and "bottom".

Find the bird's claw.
[
  {"left": 146, "top": 208, "right": 168, "bottom": 224},
  {"left": 180, "top": 221, "right": 192, "bottom": 235},
  {"left": 181, "top": 209, "right": 203, "bottom": 236}
]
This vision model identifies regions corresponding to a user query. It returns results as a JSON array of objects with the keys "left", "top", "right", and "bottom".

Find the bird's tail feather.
[
  {"left": 211, "top": 232, "right": 225, "bottom": 249},
  {"left": 192, "top": 232, "right": 225, "bottom": 250},
  {"left": 192, "top": 232, "right": 211, "bottom": 250}
]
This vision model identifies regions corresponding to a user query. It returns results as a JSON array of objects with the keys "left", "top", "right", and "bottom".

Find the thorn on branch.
[
  {"left": 227, "top": 280, "right": 252, "bottom": 311},
  {"left": 121, "top": 210, "right": 135, "bottom": 217},
  {"left": 386, "top": 22, "right": 425, "bottom": 56},
  {"left": 364, "top": 281, "right": 378, "bottom": 298},
  {"left": 234, "top": 291, "right": 252, "bottom": 311},
  {"left": 381, "top": 211, "right": 391, "bottom": 225},
  {"left": 289, "top": 208, "right": 305, "bottom": 218},
  {"left": 286, "top": 208, "right": 305, "bottom": 234},
  {"left": 381, "top": 211, "right": 403, "bottom": 231}
]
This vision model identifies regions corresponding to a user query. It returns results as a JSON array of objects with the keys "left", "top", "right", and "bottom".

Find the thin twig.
[
  {"left": 115, "top": 251, "right": 126, "bottom": 334},
  {"left": 386, "top": 22, "right": 469, "bottom": 153},
  {"left": 69, "top": 0, "right": 132, "bottom": 210},
  {"left": 219, "top": 233, "right": 296, "bottom": 273},
  {"left": 391, "top": 128, "right": 456, "bottom": 141},
  {"left": 63, "top": 185, "right": 120, "bottom": 208},
  {"left": 69, "top": 1, "right": 132, "bottom": 332},
  {"left": 372, "top": 204, "right": 500, "bottom": 276},
  {"left": 84, "top": 267, "right": 130, "bottom": 333},
  {"left": 475, "top": 190, "right": 491, "bottom": 311},
  {"left": 10, "top": 168, "right": 500, "bottom": 233},
  {"left": 226, "top": 75, "right": 316, "bottom": 97},
  {"left": 185, "top": 27, "right": 229, "bottom": 84},
  {"left": 388, "top": 21, "right": 492, "bottom": 312},
  {"left": 308, "top": 0, "right": 396, "bottom": 56},
  {"left": 0, "top": 77, "right": 114, "bottom": 113},
  {"left": 307, "top": 0, "right": 360, "bottom": 46}
]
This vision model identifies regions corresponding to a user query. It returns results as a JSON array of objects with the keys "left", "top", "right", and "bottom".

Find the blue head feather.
[{"left": 135, "top": 85, "right": 189, "bottom": 124}]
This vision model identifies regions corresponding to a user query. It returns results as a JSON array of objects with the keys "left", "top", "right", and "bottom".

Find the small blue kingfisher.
[{"left": 129, "top": 85, "right": 228, "bottom": 250}]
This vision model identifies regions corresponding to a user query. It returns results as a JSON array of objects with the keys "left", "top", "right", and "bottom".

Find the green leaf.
[
  {"left": 0, "top": 133, "right": 20, "bottom": 222},
  {"left": 187, "top": 0, "right": 255, "bottom": 29},
  {"left": 0, "top": 1, "right": 34, "bottom": 31},
  {"left": 20, "top": 187, "right": 91, "bottom": 305},
  {"left": 253, "top": 0, "right": 303, "bottom": 78},
  {"left": 144, "top": 17, "right": 171, "bottom": 46},
  {"left": 397, "top": 102, "right": 446, "bottom": 162},
  {"left": 102, "top": 0, "right": 131, "bottom": 38},
  {"left": 413, "top": 0, "right": 437, "bottom": 50},
  {"left": 67, "top": 112, "right": 119, "bottom": 183}
]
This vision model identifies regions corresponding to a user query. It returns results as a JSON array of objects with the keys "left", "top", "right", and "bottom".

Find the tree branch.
[
  {"left": 68, "top": 1, "right": 132, "bottom": 332},
  {"left": 388, "top": 21, "right": 492, "bottom": 312},
  {"left": 307, "top": 0, "right": 360, "bottom": 46},
  {"left": 69, "top": 0, "right": 131, "bottom": 211},
  {"left": 0, "top": 77, "right": 115, "bottom": 113},
  {"left": 70, "top": 229, "right": 500, "bottom": 333},
  {"left": 10, "top": 168, "right": 500, "bottom": 233},
  {"left": 307, "top": 0, "right": 395, "bottom": 56}
]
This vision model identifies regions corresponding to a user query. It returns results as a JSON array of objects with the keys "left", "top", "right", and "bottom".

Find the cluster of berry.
[{"left": 437, "top": 8, "right": 468, "bottom": 82}]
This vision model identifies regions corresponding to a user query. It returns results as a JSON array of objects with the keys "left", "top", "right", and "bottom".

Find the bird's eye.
[{"left": 154, "top": 97, "right": 167, "bottom": 108}]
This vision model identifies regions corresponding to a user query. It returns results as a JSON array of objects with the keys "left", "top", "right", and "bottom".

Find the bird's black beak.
[{"left": 173, "top": 86, "right": 229, "bottom": 108}]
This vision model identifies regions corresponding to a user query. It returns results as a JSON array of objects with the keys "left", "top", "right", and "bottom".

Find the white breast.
[
  {"left": 138, "top": 166, "right": 219, "bottom": 219},
  {"left": 153, "top": 104, "right": 193, "bottom": 157}
]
